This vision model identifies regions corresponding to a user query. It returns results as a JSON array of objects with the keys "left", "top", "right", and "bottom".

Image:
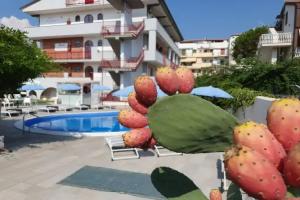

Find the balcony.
[
  {"left": 102, "top": 22, "right": 145, "bottom": 39},
  {"left": 258, "top": 32, "right": 292, "bottom": 47},
  {"left": 44, "top": 49, "right": 117, "bottom": 63},
  {"left": 26, "top": 22, "right": 103, "bottom": 40},
  {"left": 100, "top": 51, "right": 144, "bottom": 71},
  {"left": 66, "top": 0, "right": 107, "bottom": 6}
]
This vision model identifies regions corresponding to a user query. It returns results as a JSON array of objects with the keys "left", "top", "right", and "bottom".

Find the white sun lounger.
[
  {"left": 75, "top": 104, "right": 89, "bottom": 111},
  {"left": 105, "top": 136, "right": 140, "bottom": 161},
  {"left": 1, "top": 109, "right": 20, "bottom": 118},
  {"left": 154, "top": 145, "right": 183, "bottom": 157},
  {"left": 38, "top": 106, "right": 57, "bottom": 113},
  {"left": 47, "top": 105, "right": 73, "bottom": 112},
  {"left": 21, "top": 107, "right": 37, "bottom": 114}
]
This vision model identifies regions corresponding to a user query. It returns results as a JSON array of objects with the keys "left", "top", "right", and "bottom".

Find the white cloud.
[{"left": 0, "top": 16, "right": 32, "bottom": 31}]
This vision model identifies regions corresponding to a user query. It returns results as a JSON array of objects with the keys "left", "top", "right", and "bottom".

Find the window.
[
  {"left": 84, "top": 15, "right": 94, "bottom": 23},
  {"left": 75, "top": 15, "right": 80, "bottom": 22},
  {"left": 85, "top": 40, "right": 94, "bottom": 48},
  {"left": 97, "top": 13, "right": 103, "bottom": 20},
  {"left": 97, "top": 40, "right": 103, "bottom": 47},
  {"left": 285, "top": 12, "right": 288, "bottom": 25},
  {"left": 98, "top": 67, "right": 102, "bottom": 73},
  {"left": 181, "top": 49, "right": 186, "bottom": 55},
  {"left": 74, "top": 40, "right": 82, "bottom": 48},
  {"left": 72, "top": 66, "right": 82, "bottom": 72}
]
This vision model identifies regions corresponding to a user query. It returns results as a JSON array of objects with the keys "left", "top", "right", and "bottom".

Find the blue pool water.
[{"left": 24, "top": 112, "right": 129, "bottom": 133}]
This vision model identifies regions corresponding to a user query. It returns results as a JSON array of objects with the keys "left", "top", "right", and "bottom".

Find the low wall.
[
  {"left": 0, "top": 136, "right": 4, "bottom": 149},
  {"left": 234, "top": 96, "right": 277, "bottom": 124}
]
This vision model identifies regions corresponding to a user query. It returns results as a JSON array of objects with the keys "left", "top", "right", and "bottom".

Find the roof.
[
  {"left": 181, "top": 39, "right": 228, "bottom": 43},
  {"left": 21, "top": 0, "right": 183, "bottom": 41},
  {"left": 20, "top": 0, "right": 40, "bottom": 10},
  {"left": 158, "top": 0, "right": 183, "bottom": 41}
]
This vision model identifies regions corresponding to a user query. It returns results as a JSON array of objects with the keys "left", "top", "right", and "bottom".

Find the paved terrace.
[{"left": 0, "top": 114, "right": 223, "bottom": 200}]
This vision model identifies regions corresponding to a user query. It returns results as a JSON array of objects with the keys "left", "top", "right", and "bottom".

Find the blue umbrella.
[
  {"left": 58, "top": 83, "right": 81, "bottom": 91},
  {"left": 113, "top": 85, "right": 167, "bottom": 98},
  {"left": 191, "top": 86, "right": 233, "bottom": 99},
  {"left": 20, "top": 84, "right": 45, "bottom": 91},
  {"left": 92, "top": 85, "right": 112, "bottom": 92}
]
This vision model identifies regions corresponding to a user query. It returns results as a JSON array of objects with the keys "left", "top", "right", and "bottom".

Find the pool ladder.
[{"left": 22, "top": 113, "right": 41, "bottom": 135}]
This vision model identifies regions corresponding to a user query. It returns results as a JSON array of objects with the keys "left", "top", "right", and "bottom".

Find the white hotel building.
[{"left": 22, "top": 0, "right": 182, "bottom": 105}]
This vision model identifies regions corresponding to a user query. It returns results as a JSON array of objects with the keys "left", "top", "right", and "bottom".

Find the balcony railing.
[
  {"left": 100, "top": 51, "right": 144, "bottom": 71},
  {"left": 45, "top": 51, "right": 90, "bottom": 60},
  {"left": 259, "top": 32, "right": 292, "bottom": 47},
  {"left": 102, "top": 22, "right": 144, "bottom": 39},
  {"left": 66, "top": 0, "right": 105, "bottom": 6}
]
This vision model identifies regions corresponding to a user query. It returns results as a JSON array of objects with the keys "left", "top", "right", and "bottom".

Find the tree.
[
  {"left": 0, "top": 26, "right": 57, "bottom": 97},
  {"left": 232, "top": 26, "right": 269, "bottom": 63}
]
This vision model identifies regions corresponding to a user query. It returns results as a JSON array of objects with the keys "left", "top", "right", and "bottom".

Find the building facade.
[
  {"left": 178, "top": 39, "right": 229, "bottom": 75},
  {"left": 257, "top": 0, "right": 300, "bottom": 63},
  {"left": 22, "top": 0, "right": 182, "bottom": 104}
]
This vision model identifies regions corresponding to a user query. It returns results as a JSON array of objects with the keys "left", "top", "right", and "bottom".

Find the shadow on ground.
[
  {"left": 0, "top": 117, "right": 79, "bottom": 152},
  {"left": 151, "top": 167, "right": 208, "bottom": 200}
]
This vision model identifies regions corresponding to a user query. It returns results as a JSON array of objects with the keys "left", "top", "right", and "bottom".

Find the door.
[{"left": 84, "top": 40, "right": 93, "bottom": 59}]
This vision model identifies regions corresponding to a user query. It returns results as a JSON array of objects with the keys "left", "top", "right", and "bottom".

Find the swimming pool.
[{"left": 17, "top": 112, "right": 129, "bottom": 137}]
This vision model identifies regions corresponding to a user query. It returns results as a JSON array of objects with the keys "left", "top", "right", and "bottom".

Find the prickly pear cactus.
[{"left": 148, "top": 94, "right": 238, "bottom": 153}]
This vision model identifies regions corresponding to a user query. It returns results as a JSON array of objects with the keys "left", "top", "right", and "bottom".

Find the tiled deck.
[{"left": 0, "top": 114, "right": 223, "bottom": 200}]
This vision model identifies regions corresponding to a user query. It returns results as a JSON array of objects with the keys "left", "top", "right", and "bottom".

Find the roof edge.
[
  {"left": 20, "top": 0, "right": 41, "bottom": 10},
  {"left": 158, "top": 0, "right": 184, "bottom": 41}
]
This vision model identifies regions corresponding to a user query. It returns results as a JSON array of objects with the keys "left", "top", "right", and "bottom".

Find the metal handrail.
[{"left": 22, "top": 112, "right": 40, "bottom": 135}]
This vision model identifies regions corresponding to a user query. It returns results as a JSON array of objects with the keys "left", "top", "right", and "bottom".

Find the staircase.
[
  {"left": 100, "top": 50, "right": 144, "bottom": 71},
  {"left": 101, "top": 22, "right": 144, "bottom": 39}
]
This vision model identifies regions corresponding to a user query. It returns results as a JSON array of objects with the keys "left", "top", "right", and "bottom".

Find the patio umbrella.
[
  {"left": 58, "top": 84, "right": 81, "bottom": 106},
  {"left": 92, "top": 85, "right": 113, "bottom": 105},
  {"left": 113, "top": 85, "right": 168, "bottom": 98},
  {"left": 58, "top": 84, "right": 81, "bottom": 91},
  {"left": 92, "top": 85, "right": 113, "bottom": 92},
  {"left": 191, "top": 86, "right": 233, "bottom": 99},
  {"left": 20, "top": 84, "right": 45, "bottom": 91}
]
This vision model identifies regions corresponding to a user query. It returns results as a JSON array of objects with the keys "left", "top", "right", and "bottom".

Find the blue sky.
[{"left": 1, "top": 0, "right": 283, "bottom": 40}]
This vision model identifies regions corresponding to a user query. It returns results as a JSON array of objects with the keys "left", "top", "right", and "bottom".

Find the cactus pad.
[{"left": 148, "top": 94, "right": 238, "bottom": 153}]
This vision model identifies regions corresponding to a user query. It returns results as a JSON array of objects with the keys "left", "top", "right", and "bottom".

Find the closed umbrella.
[{"left": 191, "top": 86, "right": 233, "bottom": 99}]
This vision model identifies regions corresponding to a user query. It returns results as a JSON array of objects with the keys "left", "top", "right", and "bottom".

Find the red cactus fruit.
[
  {"left": 267, "top": 98, "right": 300, "bottom": 152},
  {"left": 143, "top": 137, "right": 157, "bottom": 149},
  {"left": 123, "top": 128, "right": 152, "bottom": 148},
  {"left": 175, "top": 67, "right": 195, "bottom": 93},
  {"left": 283, "top": 142, "right": 300, "bottom": 187},
  {"left": 128, "top": 92, "right": 148, "bottom": 115},
  {"left": 134, "top": 75, "right": 157, "bottom": 107},
  {"left": 233, "top": 121, "right": 286, "bottom": 169},
  {"left": 155, "top": 67, "right": 179, "bottom": 95},
  {"left": 225, "top": 145, "right": 287, "bottom": 200},
  {"left": 210, "top": 189, "right": 222, "bottom": 200},
  {"left": 118, "top": 109, "right": 148, "bottom": 129}
]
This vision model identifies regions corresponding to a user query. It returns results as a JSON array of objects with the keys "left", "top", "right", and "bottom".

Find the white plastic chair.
[
  {"left": 23, "top": 97, "right": 32, "bottom": 106},
  {"left": 154, "top": 145, "right": 183, "bottom": 157},
  {"left": 105, "top": 136, "right": 140, "bottom": 161}
]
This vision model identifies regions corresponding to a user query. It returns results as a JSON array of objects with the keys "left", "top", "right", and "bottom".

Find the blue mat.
[{"left": 59, "top": 166, "right": 164, "bottom": 200}]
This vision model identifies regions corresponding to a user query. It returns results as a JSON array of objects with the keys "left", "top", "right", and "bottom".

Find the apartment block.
[
  {"left": 257, "top": 0, "right": 300, "bottom": 63},
  {"left": 22, "top": 0, "right": 182, "bottom": 105},
  {"left": 178, "top": 39, "right": 229, "bottom": 75}
]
